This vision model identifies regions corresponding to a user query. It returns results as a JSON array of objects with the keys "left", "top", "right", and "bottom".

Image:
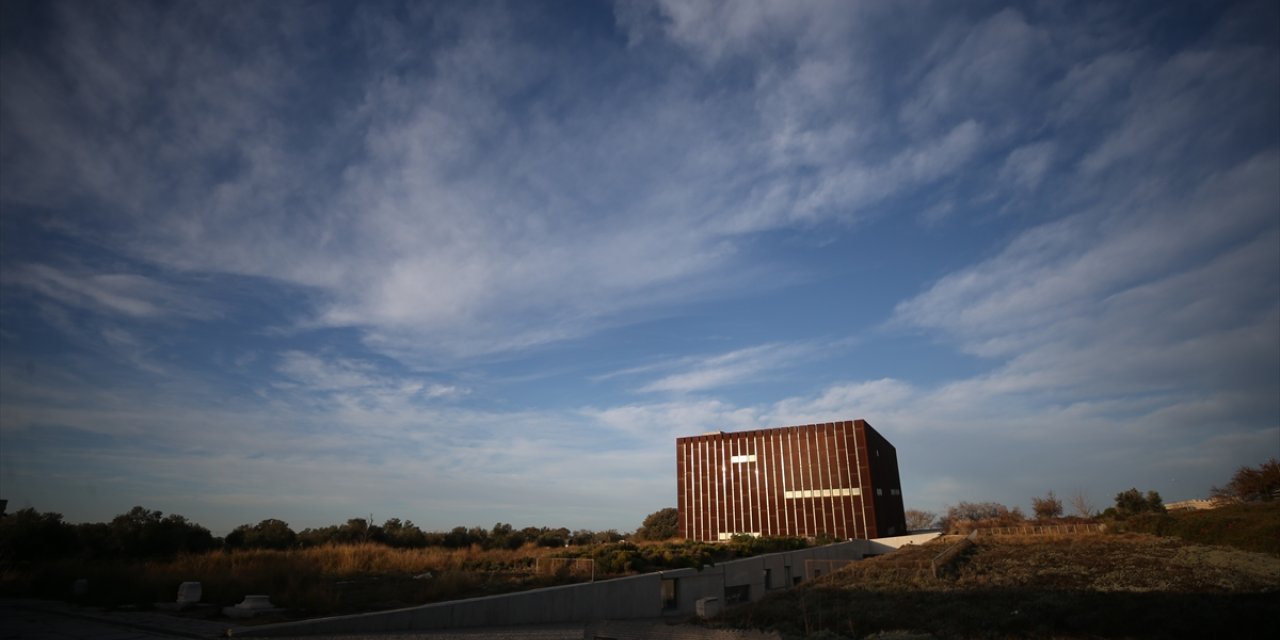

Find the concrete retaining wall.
[{"left": 232, "top": 540, "right": 875, "bottom": 637}]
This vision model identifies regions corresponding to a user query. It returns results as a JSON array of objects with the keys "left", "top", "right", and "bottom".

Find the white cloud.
[
  {"left": 1, "top": 0, "right": 1275, "bottom": 533},
  {"left": 895, "top": 151, "right": 1278, "bottom": 353},
  {"left": 0, "top": 2, "right": 1081, "bottom": 364},
  {"left": 998, "top": 141, "right": 1056, "bottom": 191},
  {"left": 4, "top": 264, "right": 211, "bottom": 320},
  {"left": 633, "top": 343, "right": 819, "bottom": 394}
]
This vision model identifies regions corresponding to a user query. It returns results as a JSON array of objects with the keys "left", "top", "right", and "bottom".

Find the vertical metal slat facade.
[{"left": 676, "top": 419, "right": 906, "bottom": 541}]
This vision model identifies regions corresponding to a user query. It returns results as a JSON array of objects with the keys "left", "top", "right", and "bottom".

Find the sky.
[{"left": 1, "top": 0, "right": 1277, "bottom": 536}]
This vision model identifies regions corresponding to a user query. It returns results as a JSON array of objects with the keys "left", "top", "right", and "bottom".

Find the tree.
[
  {"left": 1110, "top": 488, "right": 1165, "bottom": 518},
  {"left": 1031, "top": 491, "right": 1063, "bottom": 519},
  {"left": 382, "top": 518, "right": 427, "bottom": 548},
  {"left": 108, "top": 506, "right": 215, "bottom": 558},
  {"left": 1211, "top": 458, "right": 1280, "bottom": 503},
  {"left": 635, "top": 508, "right": 679, "bottom": 541},
  {"left": 225, "top": 519, "right": 297, "bottom": 550},
  {"left": 904, "top": 509, "right": 937, "bottom": 531},
  {"left": 0, "top": 508, "right": 79, "bottom": 560},
  {"left": 939, "top": 501, "right": 1024, "bottom": 532},
  {"left": 592, "top": 529, "right": 625, "bottom": 544},
  {"left": 1069, "top": 490, "right": 1096, "bottom": 518},
  {"left": 490, "top": 522, "right": 525, "bottom": 549}
]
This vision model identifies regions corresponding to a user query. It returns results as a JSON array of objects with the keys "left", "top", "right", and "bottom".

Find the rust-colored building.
[{"left": 676, "top": 420, "right": 906, "bottom": 541}]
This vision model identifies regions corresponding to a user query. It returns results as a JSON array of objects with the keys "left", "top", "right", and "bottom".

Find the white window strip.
[
  {"left": 783, "top": 487, "right": 861, "bottom": 499},
  {"left": 716, "top": 532, "right": 761, "bottom": 541}
]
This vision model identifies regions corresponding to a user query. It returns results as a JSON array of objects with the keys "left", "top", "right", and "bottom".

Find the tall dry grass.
[{"left": 4, "top": 543, "right": 576, "bottom": 615}]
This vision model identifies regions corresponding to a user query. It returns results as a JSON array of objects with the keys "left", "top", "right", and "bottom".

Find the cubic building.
[{"left": 676, "top": 420, "right": 906, "bottom": 541}]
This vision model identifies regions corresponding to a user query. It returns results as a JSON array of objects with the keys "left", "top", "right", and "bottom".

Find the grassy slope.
[
  {"left": 717, "top": 534, "right": 1280, "bottom": 639},
  {"left": 0, "top": 537, "right": 810, "bottom": 618},
  {"left": 1115, "top": 501, "right": 1280, "bottom": 555}
]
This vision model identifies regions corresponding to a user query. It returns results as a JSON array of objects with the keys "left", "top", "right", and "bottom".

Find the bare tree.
[
  {"left": 1069, "top": 490, "right": 1095, "bottom": 518},
  {"left": 904, "top": 509, "right": 937, "bottom": 531}
]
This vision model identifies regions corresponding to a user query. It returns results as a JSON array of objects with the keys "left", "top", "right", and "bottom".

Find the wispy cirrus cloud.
[
  {"left": 3, "top": 263, "right": 212, "bottom": 320},
  {"left": 1, "top": 0, "right": 1050, "bottom": 364},
  {"left": 632, "top": 343, "right": 822, "bottom": 394}
]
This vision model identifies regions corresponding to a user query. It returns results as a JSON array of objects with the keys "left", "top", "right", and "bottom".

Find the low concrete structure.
[
  {"left": 232, "top": 538, "right": 924, "bottom": 637},
  {"left": 1165, "top": 498, "right": 1219, "bottom": 512},
  {"left": 155, "top": 580, "right": 204, "bottom": 612},
  {"left": 224, "top": 594, "right": 284, "bottom": 619}
]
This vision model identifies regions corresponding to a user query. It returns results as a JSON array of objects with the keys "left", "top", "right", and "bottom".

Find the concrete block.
[{"left": 696, "top": 597, "right": 721, "bottom": 618}]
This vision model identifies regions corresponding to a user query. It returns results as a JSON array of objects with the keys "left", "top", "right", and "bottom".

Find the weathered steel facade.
[{"left": 676, "top": 420, "right": 906, "bottom": 541}]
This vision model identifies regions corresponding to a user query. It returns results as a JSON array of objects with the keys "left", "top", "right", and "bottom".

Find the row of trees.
[
  {"left": 903, "top": 489, "right": 1161, "bottom": 532},
  {"left": 8, "top": 460, "right": 1272, "bottom": 560},
  {"left": 0, "top": 506, "right": 217, "bottom": 562},
  {"left": 0, "top": 505, "right": 675, "bottom": 563},
  {"left": 905, "top": 458, "right": 1279, "bottom": 532}
]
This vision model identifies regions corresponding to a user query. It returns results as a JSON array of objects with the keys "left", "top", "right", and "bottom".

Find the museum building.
[{"left": 676, "top": 420, "right": 906, "bottom": 541}]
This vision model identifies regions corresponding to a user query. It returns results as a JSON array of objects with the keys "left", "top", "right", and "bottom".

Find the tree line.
[
  {"left": 904, "top": 458, "right": 1279, "bottom": 533},
  {"left": 0, "top": 505, "right": 680, "bottom": 563}
]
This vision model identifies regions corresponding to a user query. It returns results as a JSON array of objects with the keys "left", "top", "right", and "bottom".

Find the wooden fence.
[{"left": 976, "top": 523, "right": 1105, "bottom": 536}]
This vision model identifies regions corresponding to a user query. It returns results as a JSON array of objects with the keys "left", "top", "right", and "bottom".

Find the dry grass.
[
  {"left": 719, "top": 533, "right": 1280, "bottom": 638},
  {"left": 3, "top": 543, "right": 577, "bottom": 616}
]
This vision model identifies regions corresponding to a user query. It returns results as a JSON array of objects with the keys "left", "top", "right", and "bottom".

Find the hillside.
[{"left": 716, "top": 533, "right": 1280, "bottom": 639}]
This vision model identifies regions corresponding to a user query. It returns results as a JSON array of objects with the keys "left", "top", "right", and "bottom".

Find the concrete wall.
[
  {"left": 867, "top": 531, "right": 941, "bottom": 553},
  {"left": 232, "top": 541, "right": 872, "bottom": 637}
]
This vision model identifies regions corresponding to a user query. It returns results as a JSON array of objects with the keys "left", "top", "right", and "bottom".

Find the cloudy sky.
[{"left": 1, "top": 0, "right": 1276, "bottom": 536}]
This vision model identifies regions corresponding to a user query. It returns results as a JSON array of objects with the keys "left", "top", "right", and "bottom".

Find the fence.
[{"left": 976, "top": 523, "right": 1105, "bottom": 536}]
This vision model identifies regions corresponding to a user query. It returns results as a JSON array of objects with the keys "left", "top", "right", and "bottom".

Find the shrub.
[
  {"left": 1032, "top": 491, "right": 1064, "bottom": 520},
  {"left": 1106, "top": 488, "right": 1166, "bottom": 519},
  {"left": 940, "top": 502, "right": 1025, "bottom": 533}
]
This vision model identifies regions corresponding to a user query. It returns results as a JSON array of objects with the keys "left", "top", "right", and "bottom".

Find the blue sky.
[{"left": 1, "top": 0, "right": 1276, "bottom": 536}]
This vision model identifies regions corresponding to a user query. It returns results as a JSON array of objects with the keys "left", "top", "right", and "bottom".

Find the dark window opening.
[
  {"left": 725, "top": 584, "right": 751, "bottom": 605},
  {"left": 661, "top": 578, "right": 678, "bottom": 610}
]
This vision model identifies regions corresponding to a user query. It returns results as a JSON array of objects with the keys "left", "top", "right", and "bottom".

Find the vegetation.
[
  {"left": 1212, "top": 458, "right": 1280, "bottom": 503},
  {"left": 716, "top": 533, "right": 1280, "bottom": 638},
  {"left": 633, "top": 507, "right": 679, "bottom": 541},
  {"left": 903, "top": 509, "right": 937, "bottom": 531},
  {"left": 938, "top": 501, "right": 1026, "bottom": 534},
  {"left": 0, "top": 506, "right": 216, "bottom": 562},
  {"left": 1103, "top": 488, "right": 1165, "bottom": 519},
  {"left": 1068, "top": 490, "right": 1096, "bottom": 518},
  {"left": 717, "top": 466, "right": 1280, "bottom": 638},
  {"left": 0, "top": 504, "right": 812, "bottom": 616},
  {"left": 1031, "top": 490, "right": 1063, "bottom": 519},
  {"left": 1109, "top": 501, "right": 1280, "bottom": 556},
  {"left": 1, "top": 542, "right": 578, "bottom": 615}
]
